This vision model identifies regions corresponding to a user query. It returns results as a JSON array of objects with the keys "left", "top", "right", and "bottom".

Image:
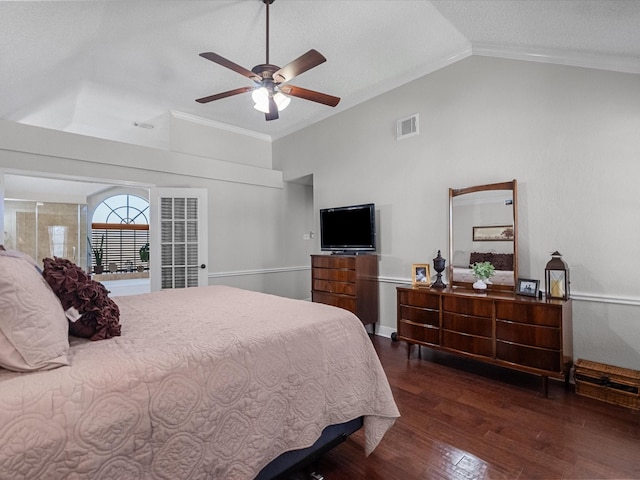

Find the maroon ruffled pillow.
[
  {"left": 469, "top": 252, "right": 513, "bottom": 271},
  {"left": 491, "top": 253, "right": 514, "bottom": 271},
  {"left": 42, "top": 257, "right": 121, "bottom": 341},
  {"left": 469, "top": 251, "right": 489, "bottom": 266}
]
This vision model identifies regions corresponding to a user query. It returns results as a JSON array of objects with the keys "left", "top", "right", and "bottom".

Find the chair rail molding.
[{"left": 378, "top": 275, "right": 640, "bottom": 307}]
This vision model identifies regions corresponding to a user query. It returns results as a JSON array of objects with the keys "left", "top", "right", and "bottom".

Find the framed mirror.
[{"left": 448, "top": 180, "right": 518, "bottom": 292}]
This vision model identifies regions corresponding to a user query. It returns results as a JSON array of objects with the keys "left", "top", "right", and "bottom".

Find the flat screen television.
[{"left": 320, "top": 203, "right": 376, "bottom": 253}]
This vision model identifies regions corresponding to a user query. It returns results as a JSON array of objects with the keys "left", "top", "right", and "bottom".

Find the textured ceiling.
[{"left": 1, "top": 0, "right": 639, "bottom": 148}]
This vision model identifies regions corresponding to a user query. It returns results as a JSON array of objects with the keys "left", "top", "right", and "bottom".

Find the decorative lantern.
[{"left": 545, "top": 251, "right": 570, "bottom": 300}]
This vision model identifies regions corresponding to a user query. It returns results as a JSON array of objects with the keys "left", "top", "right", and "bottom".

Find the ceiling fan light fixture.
[
  {"left": 252, "top": 87, "right": 290, "bottom": 113},
  {"left": 251, "top": 87, "right": 268, "bottom": 104},
  {"left": 252, "top": 87, "right": 270, "bottom": 113},
  {"left": 274, "top": 91, "right": 291, "bottom": 111},
  {"left": 253, "top": 102, "right": 270, "bottom": 114}
]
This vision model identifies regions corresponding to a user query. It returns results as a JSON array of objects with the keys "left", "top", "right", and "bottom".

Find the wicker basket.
[{"left": 574, "top": 359, "right": 640, "bottom": 410}]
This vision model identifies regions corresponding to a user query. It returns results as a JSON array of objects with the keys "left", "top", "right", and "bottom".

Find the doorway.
[{"left": 2, "top": 172, "right": 153, "bottom": 295}]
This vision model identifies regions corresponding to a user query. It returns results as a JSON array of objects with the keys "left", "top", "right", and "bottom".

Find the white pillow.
[
  {"left": 0, "top": 251, "right": 69, "bottom": 372},
  {"left": 453, "top": 250, "right": 470, "bottom": 268}
]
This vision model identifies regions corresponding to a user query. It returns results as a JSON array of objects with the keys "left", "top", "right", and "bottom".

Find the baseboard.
[{"left": 375, "top": 324, "right": 395, "bottom": 339}]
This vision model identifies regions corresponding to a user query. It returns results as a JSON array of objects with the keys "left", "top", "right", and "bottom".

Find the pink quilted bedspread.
[{"left": 0, "top": 286, "right": 399, "bottom": 479}]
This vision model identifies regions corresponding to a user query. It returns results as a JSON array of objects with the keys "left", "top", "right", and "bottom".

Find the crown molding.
[
  {"left": 170, "top": 110, "right": 273, "bottom": 142},
  {"left": 271, "top": 45, "right": 474, "bottom": 141},
  {"left": 473, "top": 43, "right": 640, "bottom": 75}
]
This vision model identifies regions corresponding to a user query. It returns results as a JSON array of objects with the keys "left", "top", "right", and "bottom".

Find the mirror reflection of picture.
[
  {"left": 472, "top": 225, "right": 514, "bottom": 242},
  {"left": 412, "top": 264, "right": 431, "bottom": 287}
]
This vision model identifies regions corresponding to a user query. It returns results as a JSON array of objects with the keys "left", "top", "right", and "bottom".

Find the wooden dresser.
[
  {"left": 311, "top": 254, "right": 379, "bottom": 328},
  {"left": 397, "top": 286, "right": 572, "bottom": 393}
]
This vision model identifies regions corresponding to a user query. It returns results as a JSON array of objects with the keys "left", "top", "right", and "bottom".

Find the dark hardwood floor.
[{"left": 310, "top": 336, "right": 640, "bottom": 479}]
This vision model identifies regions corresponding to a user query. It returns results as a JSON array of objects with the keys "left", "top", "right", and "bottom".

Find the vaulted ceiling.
[{"left": 1, "top": 0, "right": 639, "bottom": 148}]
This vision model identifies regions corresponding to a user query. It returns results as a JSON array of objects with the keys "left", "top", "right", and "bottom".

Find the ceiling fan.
[{"left": 196, "top": 0, "right": 340, "bottom": 121}]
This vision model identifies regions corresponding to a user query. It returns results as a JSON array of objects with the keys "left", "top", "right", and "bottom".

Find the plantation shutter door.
[{"left": 150, "top": 188, "right": 208, "bottom": 291}]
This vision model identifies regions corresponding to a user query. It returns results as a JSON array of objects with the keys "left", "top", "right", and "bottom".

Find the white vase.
[{"left": 473, "top": 279, "right": 487, "bottom": 290}]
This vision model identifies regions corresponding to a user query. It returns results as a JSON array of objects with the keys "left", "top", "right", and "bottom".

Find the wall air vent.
[{"left": 396, "top": 113, "right": 419, "bottom": 140}]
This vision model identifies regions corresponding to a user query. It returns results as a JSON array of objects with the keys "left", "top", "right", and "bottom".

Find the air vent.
[{"left": 396, "top": 113, "right": 419, "bottom": 140}]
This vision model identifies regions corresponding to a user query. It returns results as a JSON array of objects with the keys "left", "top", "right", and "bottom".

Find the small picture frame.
[
  {"left": 516, "top": 278, "right": 539, "bottom": 297},
  {"left": 412, "top": 264, "right": 431, "bottom": 287}
]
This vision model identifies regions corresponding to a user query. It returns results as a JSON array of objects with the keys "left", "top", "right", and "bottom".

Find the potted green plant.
[
  {"left": 87, "top": 235, "right": 104, "bottom": 274},
  {"left": 138, "top": 242, "right": 149, "bottom": 272},
  {"left": 471, "top": 261, "right": 495, "bottom": 290}
]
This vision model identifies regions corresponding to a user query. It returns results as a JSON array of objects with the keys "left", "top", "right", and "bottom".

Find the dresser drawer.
[
  {"left": 443, "top": 296, "right": 493, "bottom": 317},
  {"left": 312, "top": 267, "right": 356, "bottom": 283},
  {"left": 496, "top": 341, "right": 561, "bottom": 372},
  {"left": 312, "top": 255, "right": 355, "bottom": 269},
  {"left": 496, "top": 320, "right": 560, "bottom": 349},
  {"left": 443, "top": 312, "right": 492, "bottom": 337},
  {"left": 312, "top": 292, "right": 357, "bottom": 314},
  {"left": 399, "top": 305, "right": 439, "bottom": 327},
  {"left": 495, "top": 302, "right": 561, "bottom": 327},
  {"left": 313, "top": 279, "right": 356, "bottom": 296},
  {"left": 442, "top": 330, "right": 493, "bottom": 357},
  {"left": 398, "top": 321, "right": 439, "bottom": 346},
  {"left": 398, "top": 289, "right": 440, "bottom": 309}
]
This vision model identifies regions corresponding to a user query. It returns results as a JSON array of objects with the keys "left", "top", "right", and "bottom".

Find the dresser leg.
[
  {"left": 407, "top": 343, "right": 422, "bottom": 360},
  {"left": 542, "top": 375, "right": 549, "bottom": 398}
]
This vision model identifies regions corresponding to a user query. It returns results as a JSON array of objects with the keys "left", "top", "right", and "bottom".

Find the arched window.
[
  {"left": 90, "top": 195, "right": 150, "bottom": 274},
  {"left": 92, "top": 194, "right": 149, "bottom": 224}
]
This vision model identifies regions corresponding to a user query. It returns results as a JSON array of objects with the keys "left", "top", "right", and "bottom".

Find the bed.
[
  {"left": 452, "top": 267, "right": 515, "bottom": 286},
  {"left": 0, "top": 251, "right": 399, "bottom": 479},
  {"left": 452, "top": 251, "right": 515, "bottom": 286}
]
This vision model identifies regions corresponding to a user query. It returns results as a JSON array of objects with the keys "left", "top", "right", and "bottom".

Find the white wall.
[
  {"left": 273, "top": 55, "right": 640, "bottom": 370},
  {"left": 0, "top": 119, "right": 314, "bottom": 299},
  {"left": 169, "top": 113, "right": 273, "bottom": 169}
]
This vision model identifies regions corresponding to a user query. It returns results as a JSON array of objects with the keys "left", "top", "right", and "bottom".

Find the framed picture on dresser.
[
  {"left": 412, "top": 264, "right": 431, "bottom": 287},
  {"left": 516, "top": 278, "right": 539, "bottom": 297}
]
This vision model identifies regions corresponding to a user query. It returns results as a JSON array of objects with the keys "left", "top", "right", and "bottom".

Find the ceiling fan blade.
[
  {"left": 272, "top": 49, "right": 326, "bottom": 84},
  {"left": 265, "top": 95, "right": 279, "bottom": 121},
  {"left": 279, "top": 84, "right": 340, "bottom": 107},
  {"left": 199, "top": 52, "right": 262, "bottom": 82},
  {"left": 195, "top": 86, "right": 253, "bottom": 104}
]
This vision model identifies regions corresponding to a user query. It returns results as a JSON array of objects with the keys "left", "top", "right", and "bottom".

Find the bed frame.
[{"left": 255, "top": 417, "right": 363, "bottom": 479}]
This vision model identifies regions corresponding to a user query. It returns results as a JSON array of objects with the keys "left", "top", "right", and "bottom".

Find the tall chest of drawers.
[
  {"left": 311, "top": 254, "right": 379, "bottom": 327},
  {"left": 397, "top": 286, "right": 572, "bottom": 392}
]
